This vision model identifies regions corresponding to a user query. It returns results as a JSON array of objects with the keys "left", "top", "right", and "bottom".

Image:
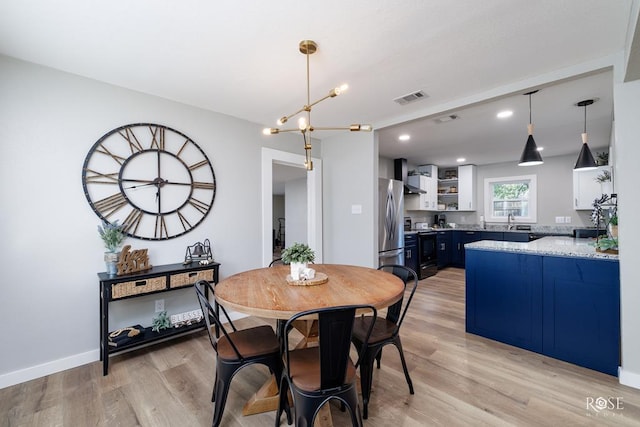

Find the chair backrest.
[
  {"left": 282, "top": 304, "right": 376, "bottom": 390},
  {"left": 194, "top": 280, "right": 243, "bottom": 359},
  {"left": 377, "top": 264, "right": 419, "bottom": 331},
  {"left": 268, "top": 257, "right": 286, "bottom": 267}
]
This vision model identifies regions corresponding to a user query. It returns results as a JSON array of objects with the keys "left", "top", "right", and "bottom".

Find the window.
[{"left": 484, "top": 175, "right": 537, "bottom": 223}]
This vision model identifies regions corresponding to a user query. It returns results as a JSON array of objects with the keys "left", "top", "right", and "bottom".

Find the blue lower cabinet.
[
  {"left": 466, "top": 248, "right": 620, "bottom": 376},
  {"left": 404, "top": 234, "right": 419, "bottom": 274},
  {"left": 465, "top": 249, "right": 543, "bottom": 352},
  {"left": 436, "top": 231, "right": 451, "bottom": 268},
  {"left": 542, "top": 257, "right": 620, "bottom": 376}
]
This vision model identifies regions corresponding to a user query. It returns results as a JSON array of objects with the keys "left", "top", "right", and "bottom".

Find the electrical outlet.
[
  {"left": 155, "top": 299, "right": 164, "bottom": 313},
  {"left": 555, "top": 216, "right": 565, "bottom": 224}
]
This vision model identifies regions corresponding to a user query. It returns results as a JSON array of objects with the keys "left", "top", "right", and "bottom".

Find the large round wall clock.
[{"left": 82, "top": 123, "right": 216, "bottom": 240}]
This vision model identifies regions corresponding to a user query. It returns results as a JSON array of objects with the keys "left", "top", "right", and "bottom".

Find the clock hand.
[{"left": 122, "top": 178, "right": 168, "bottom": 189}]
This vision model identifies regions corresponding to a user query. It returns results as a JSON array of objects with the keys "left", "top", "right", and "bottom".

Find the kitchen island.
[{"left": 465, "top": 237, "right": 619, "bottom": 376}]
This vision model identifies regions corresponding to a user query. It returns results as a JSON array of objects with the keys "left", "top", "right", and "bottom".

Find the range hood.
[{"left": 394, "top": 158, "right": 426, "bottom": 194}]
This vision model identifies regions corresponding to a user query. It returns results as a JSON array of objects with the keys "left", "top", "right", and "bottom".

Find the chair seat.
[
  {"left": 287, "top": 347, "right": 357, "bottom": 392},
  {"left": 217, "top": 325, "right": 280, "bottom": 360},
  {"left": 352, "top": 316, "right": 397, "bottom": 345}
]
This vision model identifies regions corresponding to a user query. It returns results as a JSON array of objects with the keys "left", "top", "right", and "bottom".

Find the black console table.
[{"left": 98, "top": 262, "right": 220, "bottom": 375}]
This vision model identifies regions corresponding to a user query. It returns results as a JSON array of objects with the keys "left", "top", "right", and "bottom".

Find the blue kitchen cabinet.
[
  {"left": 542, "top": 257, "right": 620, "bottom": 376},
  {"left": 436, "top": 231, "right": 451, "bottom": 268},
  {"left": 452, "top": 230, "right": 482, "bottom": 267},
  {"left": 465, "top": 249, "right": 543, "bottom": 352},
  {"left": 466, "top": 247, "right": 620, "bottom": 376},
  {"left": 404, "top": 233, "right": 419, "bottom": 274}
]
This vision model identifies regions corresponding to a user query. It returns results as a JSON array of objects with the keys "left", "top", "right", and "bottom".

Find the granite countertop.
[{"left": 465, "top": 236, "right": 618, "bottom": 260}]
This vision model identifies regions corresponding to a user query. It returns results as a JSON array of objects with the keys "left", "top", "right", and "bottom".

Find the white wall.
[
  {"left": 0, "top": 55, "right": 302, "bottom": 386},
  {"left": 284, "top": 178, "right": 307, "bottom": 246},
  {"left": 613, "top": 76, "right": 640, "bottom": 387},
  {"left": 322, "top": 131, "right": 377, "bottom": 267}
]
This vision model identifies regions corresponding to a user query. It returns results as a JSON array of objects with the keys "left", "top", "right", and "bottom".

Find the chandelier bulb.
[
  {"left": 298, "top": 117, "right": 307, "bottom": 131},
  {"left": 277, "top": 116, "right": 288, "bottom": 126}
]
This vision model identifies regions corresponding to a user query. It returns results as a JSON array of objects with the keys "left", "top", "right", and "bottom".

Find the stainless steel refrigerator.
[{"left": 378, "top": 178, "right": 404, "bottom": 266}]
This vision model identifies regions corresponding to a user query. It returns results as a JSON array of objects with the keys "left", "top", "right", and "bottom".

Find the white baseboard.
[
  {"left": 0, "top": 349, "right": 99, "bottom": 390},
  {"left": 0, "top": 311, "right": 249, "bottom": 390},
  {"left": 619, "top": 367, "right": 640, "bottom": 389}
]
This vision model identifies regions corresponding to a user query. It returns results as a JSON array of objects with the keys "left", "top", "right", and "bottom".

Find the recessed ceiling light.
[
  {"left": 456, "top": 157, "right": 466, "bottom": 163},
  {"left": 398, "top": 134, "right": 410, "bottom": 141},
  {"left": 497, "top": 110, "right": 513, "bottom": 119}
]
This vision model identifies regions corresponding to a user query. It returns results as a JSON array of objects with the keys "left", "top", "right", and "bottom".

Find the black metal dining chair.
[
  {"left": 275, "top": 304, "right": 377, "bottom": 427},
  {"left": 194, "top": 280, "right": 288, "bottom": 427},
  {"left": 350, "top": 264, "right": 419, "bottom": 419}
]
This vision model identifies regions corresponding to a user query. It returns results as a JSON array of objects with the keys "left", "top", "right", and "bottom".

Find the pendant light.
[
  {"left": 518, "top": 90, "right": 544, "bottom": 166},
  {"left": 573, "top": 99, "right": 597, "bottom": 170}
]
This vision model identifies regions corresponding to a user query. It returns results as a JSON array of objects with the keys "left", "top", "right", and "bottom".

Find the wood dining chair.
[
  {"left": 194, "top": 280, "right": 288, "bottom": 427},
  {"left": 275, "top": 304, "right": 377, "bottom": 427},
  {"left": 350, "top": 264, "right": 419, "bottom": 419}
]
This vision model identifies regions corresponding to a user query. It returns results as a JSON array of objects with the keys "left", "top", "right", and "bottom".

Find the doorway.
[{"left": 261, "top": 148, "right": 323, "bottom": 267}]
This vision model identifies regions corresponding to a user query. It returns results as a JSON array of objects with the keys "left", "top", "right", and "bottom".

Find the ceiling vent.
[
  {"left": 434, "top": 114, "right": 459, "bottom": 124},
  {"left": 393, "top": 90, "right": 429, "bottom": 105}
]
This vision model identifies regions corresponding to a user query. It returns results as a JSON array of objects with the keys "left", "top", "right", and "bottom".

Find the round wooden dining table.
[
  {"left": 214, "top": 263, "right": 405, "bottom": 425},
  {"left": 215, "top": 263, "right": 405, "bottom": 319}
]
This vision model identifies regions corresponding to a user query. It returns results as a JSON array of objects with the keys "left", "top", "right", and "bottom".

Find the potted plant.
[
  {"left": 595, "top": 169, "right": 612, "bottom": 196},
  {"left": 281, "top": 242, "right": 315, "bottom": 280},
  {"left": 596, "top": 151, "right": 609, "bottom": 166},
  {"left": 608, "top": 213, "right": 618, "bottom": 238},
  {"left": 98, "top": 220, "right": 126, "bottom": 275},
  {"left": 594, "top": 236, "right": 618, "bottom": 254}
]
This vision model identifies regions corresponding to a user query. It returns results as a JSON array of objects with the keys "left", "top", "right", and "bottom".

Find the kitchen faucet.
[{"left": 507, "top": 213, "right": 514, "bottom": 230}]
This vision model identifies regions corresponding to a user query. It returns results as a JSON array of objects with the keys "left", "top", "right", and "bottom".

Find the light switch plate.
[{"left": 555, "top": 216, "right": 565, "bottom": 223}]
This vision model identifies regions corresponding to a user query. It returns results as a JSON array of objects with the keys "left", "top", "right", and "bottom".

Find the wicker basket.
[
  {"left": 170, "top": 269, "right": 214, "bottom": 288},
  {"left": 111, "top": 276, "right": 166, "bottom": 299}
]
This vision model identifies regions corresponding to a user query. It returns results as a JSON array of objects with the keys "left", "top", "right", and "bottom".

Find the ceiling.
[{"left": 0, "top": 1, "right": 636, "bottom": 169}]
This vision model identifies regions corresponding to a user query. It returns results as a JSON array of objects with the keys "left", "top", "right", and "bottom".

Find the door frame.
[{"left": 261, "top": 148, "right": 323, "bottom": 266}]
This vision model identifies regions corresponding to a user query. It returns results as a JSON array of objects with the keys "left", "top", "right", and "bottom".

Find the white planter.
[
  {"left": 290, "top": 262, "right": 308, "bottom": 280},
  {"left": 104, "top": 251, "right": 120, "bottom": 276}
]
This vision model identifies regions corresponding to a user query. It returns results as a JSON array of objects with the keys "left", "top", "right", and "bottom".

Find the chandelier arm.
[
  {"left": 275, "top": 127, "right": 303, "bottom": 133},
  {"left": 311, "top": 126, "right": 352, "bottom": 131},
  {"left": 307, "top": 93, "right": 334, "bottom": 109}
]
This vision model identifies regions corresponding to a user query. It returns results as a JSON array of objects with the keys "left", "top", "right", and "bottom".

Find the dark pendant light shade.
[
  {"left": 518, "top": 90, "right": 544, "bottom": 166},
  {"left": 574, "top": 99, "right": 597, "bottom": 171},
  {"left": 519, "top": 134, "right": 543, "bottom": 166},
  {"left": 574, "top": 141, "right": 597, "bottom": 170}
]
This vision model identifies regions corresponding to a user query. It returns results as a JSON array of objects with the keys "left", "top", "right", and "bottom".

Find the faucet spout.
[{"left": 507, "top": 213, "right": 514, "bottom": 230}]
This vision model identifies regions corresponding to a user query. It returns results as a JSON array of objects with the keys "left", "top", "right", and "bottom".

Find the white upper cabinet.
[
  {"left": 437, "top": 165, "right": 476, "bottom": 211},
  {"left": 406, "top": 175, "right": 438, "bottom": 210},
  {"left": 573, "top": 165, "right": 613, "bottom": 210},
  {"left": 458, "top": 165, "right": 477, "bottom": 211}
]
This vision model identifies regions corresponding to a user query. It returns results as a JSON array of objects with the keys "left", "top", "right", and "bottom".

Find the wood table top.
[{"left": 215, "top": 264, "right": 405, "bottom": 320}]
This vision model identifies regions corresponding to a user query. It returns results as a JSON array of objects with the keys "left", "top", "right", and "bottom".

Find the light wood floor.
[{"left": 2, "top": 268, "right": 639, "bottom": 426}]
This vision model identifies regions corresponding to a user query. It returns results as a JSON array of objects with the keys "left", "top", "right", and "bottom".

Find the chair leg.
[
  {"left": 358, "top": 349, "right": 376, "bottom": 419},
  {"left": 343, "top": 389, "right": 364, "bottom": 427},
  {"left": 394, "top": 337, "right": 414, "bottom": 394},
  {"left": 275, "top": 376, "right": 293, "bottom": 426},
  {"left": 211, "top": 371, "right": 218, "bottom": 402},
  {"left": 212, "top": 362, "right": 238, "bottom": 427},
  {"left": 375, "top": 349, "right": 382, "bottom": 369}
]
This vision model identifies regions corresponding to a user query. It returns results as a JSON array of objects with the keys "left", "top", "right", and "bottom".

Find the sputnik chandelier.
[{"left": 263, "top": 40, "right": 372, "bottom": 170}]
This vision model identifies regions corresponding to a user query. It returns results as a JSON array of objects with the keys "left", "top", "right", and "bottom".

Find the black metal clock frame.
[{"left": 82, "top": 123, "right": 216, "bottom": 240}]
